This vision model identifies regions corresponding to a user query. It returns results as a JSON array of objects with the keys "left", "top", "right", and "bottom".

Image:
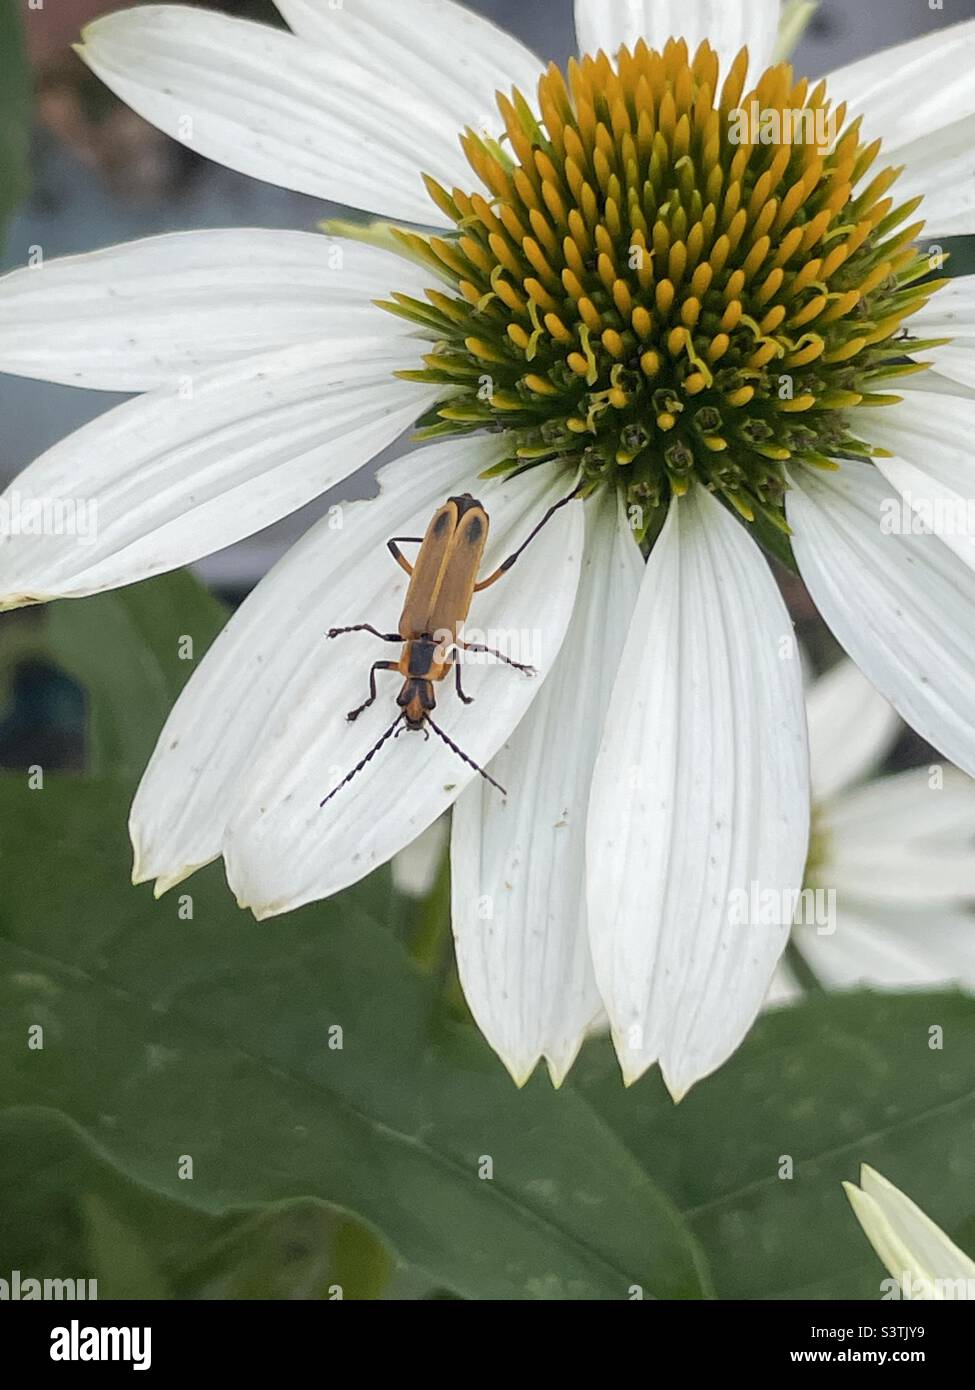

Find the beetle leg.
[
  {"left": 473, "top": 484, "right": 584, "bottom": 591},
  {"left": 327, "top": 624, "right": 402, "bottom": 642},
  {"left": 387, "top": 537, "right": 423, "bottom": 577},
  {"left": 457, "top": 640, "right": 535, "bottom": 677},
  {"left": 347, "top": 662, "right": 399, "bottom": 722},
  {"left": 454, "top": 661, "right": 475, "bottom": 706}
]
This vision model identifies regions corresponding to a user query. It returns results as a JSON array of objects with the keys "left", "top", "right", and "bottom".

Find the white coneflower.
[
  {"left": 845, "top": 1165, "right": 975, "bottom": 1300},
  {"left": 771, "top": 660, "right": 975, "bottom": 1002},
  {"left": 1, "top": 1, "right": 974, "bottom": 1095}
]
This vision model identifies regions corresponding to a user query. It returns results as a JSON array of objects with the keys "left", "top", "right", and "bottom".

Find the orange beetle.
[{"left": 322, "top": 487, "right": 580, "bottom": 805}]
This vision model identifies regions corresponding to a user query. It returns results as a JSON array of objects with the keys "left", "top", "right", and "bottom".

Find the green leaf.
[
  {"left": 0, "top": 775, "right": 710, "bottom": 1300},
  {"left": 46, "top": 572, "right": 228, "bottom": 778},
  {"left": 0, "top": 1107, "right": 395, "bottom": 1299},
  {"left": 0, "top": 0, "right": 29, "bottom": 233},
  {"left": 81, "top": 1193, "right": 175, "bottom": 1300},
  {"left": 171, "top": 1200, "right": 393, "bottom": 1300},
  {"left": 0, "top": 1107, "right": 187, "bottom": 1298},
  {"left": 573, "top": 992, "right": 975, "bottom": 1299}
]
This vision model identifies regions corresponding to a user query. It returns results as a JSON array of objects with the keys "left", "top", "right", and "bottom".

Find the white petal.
[
  {"left": 821, "top": 765, "right": 975, "bottom": 907},
  {"left": 806, "top": 659, "right": 899, "bottom": 802},
  {"left": 78, "top": 6, "right": 471, "bottom": 226},
  {"left": 829, "top": 765, "right": 975, "bottom": 848},
  {"left": 573, "top": 0, "right": 780, "bottom": 76},
  {"left": 787, "top": 459, "right": 975, "bottom": 780},
  {"left": 823, "top": 22, "right": 975, "bottom": 239},
  {"left": 391, "top": 817, "right": 449, "bottom": 899},
  {"left": 451, "top": 490, "right": 642, "bottom": 1087},
  {"left": 866, "top": 390, "right": 975, "bottom": 575},
  {"left": 845, "top": 1166, "right": 975, "bottom": 1297},
  {"left": 586, "top": 485, "right": 809, "bottom": 1097},
  {"left": 797, "top": 906, "right": 975, "bottom": 993},
  {"left": 274, "top": 0, "right": 543, "bottom": 139},
  {"left": 887, "top": 126, "right": 975, "bottom": 240},
  {"left": 223, "top": 465, "right": 584, "bottom": 919},
  {"left": 892, "top": 367, "right": 975, "bottom": 402},
  {"left": 0, "top": 334, "right": 434, "bottom": 608},
  {"left": 919, "top": 347, "right": 975, "bottom": 397},
  {"left": 131, "top": 436, "right": 492, "bottom": 892},
  {"left": 763, "top": 960, "right": 802, "bottom": 1010},
  {"left": 0, "top": 231, "right": 429, "bottom": 392},
  {"left": 830, "top": 849, "right": 975, "bottom": 909},
  {"left": 824, "top": 22, "right": 975, "bottom": 155},
  {"left": 910, "top": 275, "right": 975, "bottom": 393}
]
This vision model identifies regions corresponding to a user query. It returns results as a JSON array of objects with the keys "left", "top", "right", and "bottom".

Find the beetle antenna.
[
  {"left": 426, "top": 716, "right": 507, "bottom": 797},
  {"left": 475, "top": 481, "right": 585, "bottom": 589},
  {"left": 320, "top": 712, "right": 405, "bottom": 808}
]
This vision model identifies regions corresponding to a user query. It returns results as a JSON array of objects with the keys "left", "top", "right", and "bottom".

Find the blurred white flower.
[
  {"left": 845, "top": 1165, "right": 975, "bottom": 1300},
  {"left": 1, "top": 1, "right": 974, "bottom": 1094},
  {"left": 771, "top": 661, "right": 975, "bottom": 1004},
  {"left": 391, "top": 819, "right": 449, "bottom": 900}
]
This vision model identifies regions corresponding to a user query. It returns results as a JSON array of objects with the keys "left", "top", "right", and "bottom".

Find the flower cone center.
[{"left": 385, "top": 38, "right": 946, "bottom": 540}]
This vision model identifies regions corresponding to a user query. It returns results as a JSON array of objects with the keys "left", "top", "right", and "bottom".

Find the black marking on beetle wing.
[{"left": 448, "top": 493, "right": 482, "bottom": 520}]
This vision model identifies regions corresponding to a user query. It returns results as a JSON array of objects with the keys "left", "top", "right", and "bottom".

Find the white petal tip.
[
  {"left": 130, "top": 843, "right": 148, "bottom": 888},
  {"left": 613, "top": 1031, "right": 655, "bottom": 1090},
  {"left": 842, "top": 1183, "right": 874, "bottom": 1223},
  {"left": 0, "top": 593, "right": 46, "bottom": 614},
  {"left": 661, "top": 1060, "right": 704, "bottom": 1103},
  {"left": 245, "top": 898, "right": 288, "bottom": 923},
  {"left": 543, "top": 1059, "right": 570, "bottom": 1090},
  {"left": 544, "top": 1034, "right": 592, "bottom": 1089},
  {"left": 613, "top": 1029, "right": 671, "bottom": 1091},
  {"left": 227, "top": 882, "right": 264, "bottom": 919},
  {"left": 78, "top": 13, "right": 112, "bottom": 42},
  {"left": 147, "top": 861, "right": 210, "bottom": 899},
  {"left": 503, "top": 1058, "right": 540, "bottom": 1090},
  {"left": 619, "top": 1059, "right": 652, "bottom": 1090}
]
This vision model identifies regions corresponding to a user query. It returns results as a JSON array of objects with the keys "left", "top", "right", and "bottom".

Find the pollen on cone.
[{"left": 390, "top": 37, "right": 941, "bottom": 537}]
